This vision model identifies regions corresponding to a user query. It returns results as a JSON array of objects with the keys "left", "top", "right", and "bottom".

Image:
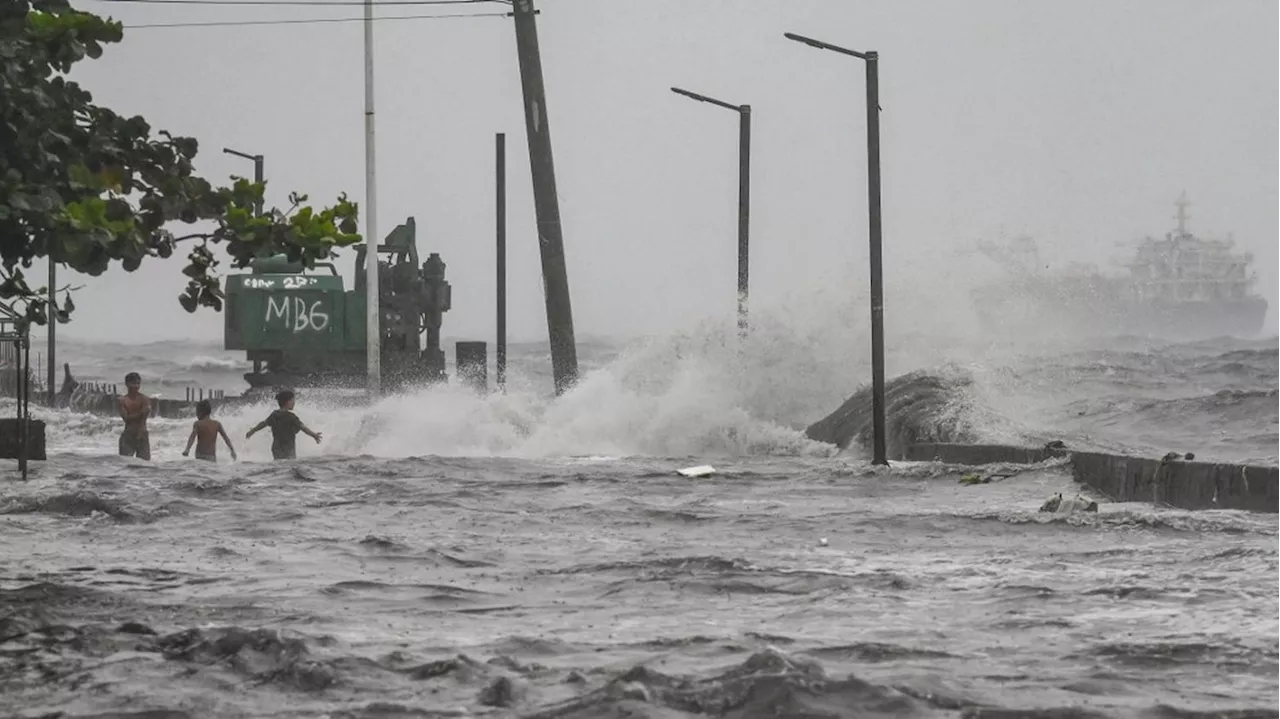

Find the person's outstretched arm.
[
  {"left": 299, "top": 421, "right": 323, "bottom": 443},
  {"left": 182, "top": 423, "right": 197, "bottom": 456},
  {"left": 245, "top": 418, "right": 269, "bottom": 439},
  {"left": 218, "top": 422, "right": 238, "bottom": 460}
]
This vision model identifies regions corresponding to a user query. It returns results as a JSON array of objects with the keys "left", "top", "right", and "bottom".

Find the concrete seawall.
[
  {"left": 904, "top": 442, "right": 1278, "bottom": 514},
  {"left": 62, "top": 392, "right": 254, "bottom": 421},
  {"left": 0, "top": 418, "right": 47, "bottom": 461}
]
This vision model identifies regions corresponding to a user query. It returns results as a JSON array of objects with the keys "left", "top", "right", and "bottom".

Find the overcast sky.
[{"left": 43, "top": 0, "right": 1279, "bottom": 345}]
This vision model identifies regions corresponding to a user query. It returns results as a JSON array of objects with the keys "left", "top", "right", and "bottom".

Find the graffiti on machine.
[
  {"left": 223, "top": 216, "right": 453, "bottom": 391},
  {"left": 265, "top": 296, "right": 331, "bottom": 333}
]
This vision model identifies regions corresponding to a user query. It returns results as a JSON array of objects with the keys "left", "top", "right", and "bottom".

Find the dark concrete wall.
[
  {"left": 903, "top": 442, "right": 1277, "bottom": 514},
  {"left": 0, "top": 418, "right": 47, "bottom": 461},
  {"left": 65, "top": 392, "right": 262, "bottom": 421},
  {"left": 69, "top": 393, "right": 203, "bottom": 420},
  {"left": 904, "top": 443, "right": 1067, "bottom": 466},
  {"left": 1070, "top": 450, "right": 1277, "bottom": 513}
]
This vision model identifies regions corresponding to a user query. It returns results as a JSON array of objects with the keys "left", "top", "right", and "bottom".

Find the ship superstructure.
[{"left": 970, "top": 195, "right": 1269, "bottom": 341}]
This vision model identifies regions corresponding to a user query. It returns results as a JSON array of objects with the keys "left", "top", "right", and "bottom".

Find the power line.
[
  {"left": 124, "top": 11, "right": 508, "bottom": 26},
  {"left": 97, "top": 0, "right": 506, "bottom": 5},
  {"left": 96, "top": 0, "right": 505, "bottom": 6}
]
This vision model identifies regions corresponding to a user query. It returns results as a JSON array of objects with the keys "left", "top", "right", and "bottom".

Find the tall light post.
[
  {"left": 46, "top": 249, "right": 55, "bottom": 406},
  {"left": 223, "top": 147, "right": 267, "bottom": 381},
  {"left": 670, "top": 86, "right": 751, "bottom": 337},
  {"left": 783, "top": 31, "right": 887, "bottom": 466},
  {"left": 363, "top": 0, "right": 381, "bottom": 398},
  {"left": 221, "top": 147, "right": 264, "bottom": 217},
  {"left": 495, "top": 132, "right": 507, "bottom": 391}
]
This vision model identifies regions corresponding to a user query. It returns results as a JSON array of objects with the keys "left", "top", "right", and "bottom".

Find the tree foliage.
[{"left": 0, "top": 0, "right": 361, "bottom": 327}]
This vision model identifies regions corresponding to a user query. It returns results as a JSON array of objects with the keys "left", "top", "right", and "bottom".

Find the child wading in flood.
[
  {"left": 182, "top": 400, "right": 237, "bottom": 462},
  {"left": 118, "top": 372, "right": 151, "bottom": 461},
  {"left": 245, "top": 389, "right": 322, "bottom": 460}
]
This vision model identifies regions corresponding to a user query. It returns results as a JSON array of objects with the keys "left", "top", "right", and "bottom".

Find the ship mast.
[{"left": 1174, "top": 191, "right": 1190, "bottom": 236}]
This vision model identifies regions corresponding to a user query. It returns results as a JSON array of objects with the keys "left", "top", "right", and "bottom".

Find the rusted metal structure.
[{"left": 0, "top": 304, "right": 45, "bottom": 479}]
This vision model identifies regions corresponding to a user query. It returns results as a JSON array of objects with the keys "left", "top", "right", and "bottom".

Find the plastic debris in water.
[
  {"left": 1039, "top": 492, "right": 1099, "bottom": 514},
  {"left": 676, "top": 465, "right": 716, "bottom": 478}
]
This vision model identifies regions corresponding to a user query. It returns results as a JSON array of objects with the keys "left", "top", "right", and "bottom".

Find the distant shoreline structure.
[{"left": 970, "top": 194, "right": 1269, "bottom": 342}]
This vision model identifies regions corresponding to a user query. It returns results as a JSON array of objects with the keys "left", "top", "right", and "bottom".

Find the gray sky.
[{"left": 46, "top": 0, "right": 1279, "bottom": 345}]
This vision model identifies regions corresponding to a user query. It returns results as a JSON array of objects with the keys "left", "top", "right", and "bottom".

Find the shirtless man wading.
[{"left": 118, "top": 372, "right": 151, "bottom": 461}]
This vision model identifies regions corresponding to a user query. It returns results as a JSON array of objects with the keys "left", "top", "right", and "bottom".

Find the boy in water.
[
  {"left": 182, "top": 400, "right": 237, "bottom": 462},
  {"left": 245, "top": 389, "right": 322, "bottom": 460},
  {"left": 118, "top": 372, "right": 151, "bottom": 461}
]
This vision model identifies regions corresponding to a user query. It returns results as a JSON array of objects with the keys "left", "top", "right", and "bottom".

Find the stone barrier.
[
  {"left": 903, "top": 443, "right": 1067, "bottom": 466},
  {"left": 0, "top": 418, "right": 47, "bottom": 461},
  {"left": 903, "top": 442, "right": 1277, "bottom": 514}
]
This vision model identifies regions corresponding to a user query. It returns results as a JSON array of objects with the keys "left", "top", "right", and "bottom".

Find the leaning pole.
[{"left": 511, "top": 0, "right": 578, "bottom": 395}]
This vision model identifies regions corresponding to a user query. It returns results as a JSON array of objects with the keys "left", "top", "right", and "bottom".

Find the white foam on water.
[
  {"left": 12, "top": 258, "right": 1275, "bottom": 465},
  {"left": 10, "top": 272, "right": 960, "bottom": 461}
]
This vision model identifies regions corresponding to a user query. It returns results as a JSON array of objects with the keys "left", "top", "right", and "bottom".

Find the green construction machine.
[{"left": 223, "top": 217, "right": 452, "bottom": 392}]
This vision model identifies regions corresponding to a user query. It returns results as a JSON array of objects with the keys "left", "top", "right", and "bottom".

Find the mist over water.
[
  {"left": 32, "top": 277, "right": 1279, "bottom": 465},
  {"left": 4, "top": 276, "right": 1277, "bottom": 718},
  {"left": 4, "top": 0, "right": 1276, "bottom": 711},
  {"left": 39, "top": 281, "right": 851, "bottom": 459}
]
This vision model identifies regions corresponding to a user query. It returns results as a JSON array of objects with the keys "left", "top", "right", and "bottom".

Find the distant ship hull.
[
  {"left": 970, "top": 197, "right": 1272, "bottom": 342},
  {"left": 973, "top": 287, "right": 1269, "bottom": 342}
]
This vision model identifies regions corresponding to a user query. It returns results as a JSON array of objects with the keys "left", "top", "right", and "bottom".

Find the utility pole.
[
  {"left": 46, "top": 254, "right": 54, "bottom": 406},
  {"left": 363, "top": 0, "right": 381, "bottom": 397},
  {"left": 496, "top": 132, "right": 507, "bottom": 391},
  {"left": 511, "top": 0, "right": 578, "bottom": 395}
]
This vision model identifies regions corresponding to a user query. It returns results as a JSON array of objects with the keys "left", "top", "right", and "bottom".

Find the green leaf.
[{"left": 0, "top": 0, "right": 361, "bottom": 325}]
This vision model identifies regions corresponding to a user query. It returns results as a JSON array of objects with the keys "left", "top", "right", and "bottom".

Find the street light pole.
[
  {"left": 362, "top": 0, "right": 381, "bottom": 399},
  {"left": 737, "top": 105, "right": 751, "bottom": 338},
  {"left": 47, "top": 252, "right": 55, "bottom": 406},
  {"left": 222, "top": 147, "right": 265, "bottom": 217},
  {"left": 670, "top": 86, "right": 752, "bottom": 337},
  {"left": 496, "top": 132, "right": 507, "bottom": 391},
  {"left": 783, "top": 32, "right": 888, "bottom": 466}
]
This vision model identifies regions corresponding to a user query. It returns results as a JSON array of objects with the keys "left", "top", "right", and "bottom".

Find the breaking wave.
[{"left": 22, "top": 278, "right": 1278, "bottom": 465}]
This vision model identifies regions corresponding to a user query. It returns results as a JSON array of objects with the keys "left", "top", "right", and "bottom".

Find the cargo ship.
[{"left": 970, "top": 195, "right": 1269, "bottom": 341}]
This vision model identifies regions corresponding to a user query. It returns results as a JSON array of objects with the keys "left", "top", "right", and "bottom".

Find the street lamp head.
[
  {"left": 671, "top": 86, "right": 742, "bottom": 113},
  {"left": 783, "top": 32, "right": 825, "bottom": 49},
  {"left": 670, "top": 86, "right": 702, "bottom": 103},
  {"left": 783, "top": 31, "right": 869, "bottom": 60},
  {"left": 222, "top": 147, "right": 259, "bottom": 162}
]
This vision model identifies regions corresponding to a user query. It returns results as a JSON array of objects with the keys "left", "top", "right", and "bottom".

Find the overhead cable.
[
  {"left": 95, "top": 0, "right": 503, "bottom": 6},
  {"left": 123, "top": 11, "right": 508, "bottom": 27}
]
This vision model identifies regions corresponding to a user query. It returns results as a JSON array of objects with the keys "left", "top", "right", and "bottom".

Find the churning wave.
[
  {"left": 3, "top": 427, "right": 1275, "bottom": 719},
  {"left": 27, "top": 279, "right": 1278, "bottom": 464}
]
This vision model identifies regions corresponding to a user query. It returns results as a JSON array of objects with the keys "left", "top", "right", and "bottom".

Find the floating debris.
[{"left": 1039, "top": 492, "right": 1099, "bottom": 514}]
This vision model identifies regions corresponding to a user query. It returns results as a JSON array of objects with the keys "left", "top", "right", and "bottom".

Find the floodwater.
[
  {"left": 3, "top": 453, "right": 1276, "bottom": 718},
  {"left": 2, "top": 327, "right": 1276, "bottom": 717}
]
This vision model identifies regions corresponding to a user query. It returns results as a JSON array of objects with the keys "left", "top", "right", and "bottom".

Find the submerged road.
[{"left": 1, "top": 454, "right": 1275, "bottom": 718}]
